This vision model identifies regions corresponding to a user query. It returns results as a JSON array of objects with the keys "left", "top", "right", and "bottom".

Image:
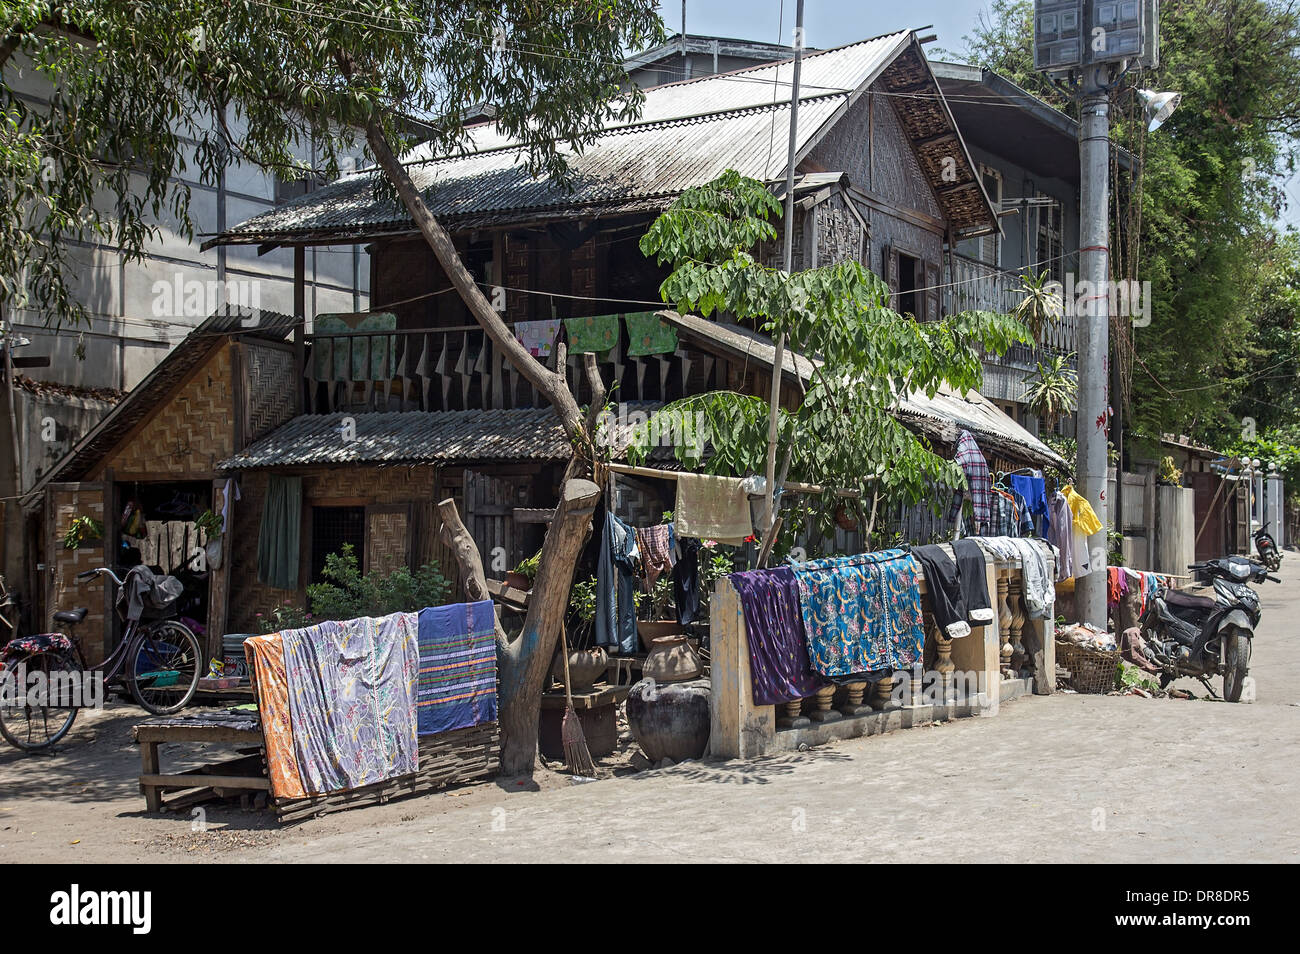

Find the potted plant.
[
  {"left": 636, "top": 576, "right": 680, "bottom": 649},
  {"left": 553, "top": 576, "right": 607, "bottom": 691},
  {"left": 505, "top": 549, "right": 540, "bottom": 591},
  {"left": 196, "top": 509, "right": 225, "bottom": 569}
]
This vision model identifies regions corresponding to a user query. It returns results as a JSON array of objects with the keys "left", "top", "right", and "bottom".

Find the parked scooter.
[
  {"left": 1139, "top": 556, "right": 1279, "bottom": 702},
  {"left": 1253, "top": 526, "right": 1282, "bottom": 572}
]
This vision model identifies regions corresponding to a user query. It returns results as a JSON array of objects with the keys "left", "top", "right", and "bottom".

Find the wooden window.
[
  {"left": 978, "top": 165, "right": 1003, "bottom": 266},
  {"left": 1035, "top": 193, "right": 1064, "bottom": 282}
]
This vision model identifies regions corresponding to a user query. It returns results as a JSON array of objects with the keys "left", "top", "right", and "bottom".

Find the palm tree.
[
  {"left": 1014, "top": 269, "right": 1065, "bottom": 345},
  {"left": 1022, "top": 354, "right": 1078, "bottom": 436}
]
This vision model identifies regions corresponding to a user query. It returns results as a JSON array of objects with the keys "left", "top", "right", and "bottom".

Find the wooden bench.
[
  {"left": 132, "top": 710, "right": 500, "bottom": 822},
  {"left": 132, "top": 711, "right": 269, "bottom": 813}
]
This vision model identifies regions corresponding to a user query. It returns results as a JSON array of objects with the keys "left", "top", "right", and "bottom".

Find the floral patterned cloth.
[
  {"left": 244, "top": 633, "right": 306, "bottom": 799},
  {"left": 3, "top": 633, "right": 74, "bottom": 657},
  {"left": 624, "top": 312, "right": 678, "bottom": 356},
  {"left": 791, "top": 549, "right": 926, "bottom": 678},
  {"left": 279, "top": 613, "right": 419, "bottom": 796},
  {"left": 512, "top": 319, "right": 562, "bottom": 358},
  {"left": 564, "top": 314, "right": 620, "bottom": 354}
]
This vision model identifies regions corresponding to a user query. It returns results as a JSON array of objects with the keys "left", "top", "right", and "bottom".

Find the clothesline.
[{"left": 604, "top": 462, "right": 862, "bottom": 499}]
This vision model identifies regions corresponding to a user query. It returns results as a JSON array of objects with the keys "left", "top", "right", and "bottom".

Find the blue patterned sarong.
[{"left": 791, "top": 549, "right": 925, "bottom": 678}]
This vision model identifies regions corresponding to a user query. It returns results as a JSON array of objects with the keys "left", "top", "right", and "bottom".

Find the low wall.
[{"left": 710, "top": 544, "right": 1055, "bottom": 760}]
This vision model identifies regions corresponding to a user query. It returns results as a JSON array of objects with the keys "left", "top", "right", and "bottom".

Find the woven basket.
[{"left": 1056, "top": 640, "right": 1120, "bottom": 694}]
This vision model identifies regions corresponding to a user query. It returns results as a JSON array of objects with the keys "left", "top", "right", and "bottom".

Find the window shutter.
[
  {"left": 883, "top": 245, "right": 899, "bottom": 309},
  {"left": 925, "top": 261, "right": 942, "bottom": 322}
]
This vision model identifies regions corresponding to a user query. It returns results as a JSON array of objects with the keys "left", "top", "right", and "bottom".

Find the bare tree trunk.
[
  {"left": 437, "top": 497, "right": 510, "bottom": 655},
  {"left": 363, "top": 120, "right": 585, "bottom": 440},
  {"left": 496, "top": 478, "right": 601, "bottom": 773},
  {"left": 361, "top": 120, "right": 609, "bottom": 775}
]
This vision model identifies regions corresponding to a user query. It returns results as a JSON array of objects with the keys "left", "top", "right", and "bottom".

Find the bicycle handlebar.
[{"left": 76, "top": 567, "right": 124, "bottom": 587}]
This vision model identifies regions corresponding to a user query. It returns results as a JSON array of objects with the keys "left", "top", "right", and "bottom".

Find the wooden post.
[
  {"left": 708, "top": 576, "right": 776, "bottom": 758},
  {"left": 293, "top": 246, "right": 306, "bottom": 415}
]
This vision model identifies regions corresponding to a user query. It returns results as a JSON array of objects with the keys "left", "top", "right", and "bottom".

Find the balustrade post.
[
  {"left": 998, "top": 570, "right": 1014, "bottom": 679},
  {"left": 1008, "top": 572, "right": 1027, "bottom": 676}
]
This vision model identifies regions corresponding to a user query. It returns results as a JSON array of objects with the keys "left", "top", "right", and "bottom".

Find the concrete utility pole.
[
  {"left": 763, "top": 0, "right": 804, "bottom": 531},
  {"left": 1075, "top": 71, "right": 1111, "bottom": 628}
]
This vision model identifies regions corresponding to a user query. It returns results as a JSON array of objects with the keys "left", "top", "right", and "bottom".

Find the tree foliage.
[
  {"left": 947, "top": 0, "right": 1300, "bottom": 444},
  {"left": 631, "top": 170, "right": 1030, "bottom": 540},
  {"left": 1, "top": 0, "right": 663, "bottom": 327}
]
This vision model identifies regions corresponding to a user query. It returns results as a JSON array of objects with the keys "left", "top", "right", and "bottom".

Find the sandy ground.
[{"left": 3, "top": 560, "right": 1299, "bottom": 864}]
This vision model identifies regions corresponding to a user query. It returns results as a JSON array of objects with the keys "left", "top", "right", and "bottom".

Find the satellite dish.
[{"left": 1137, "top": 88, "right": 1181, "bottom": 131}]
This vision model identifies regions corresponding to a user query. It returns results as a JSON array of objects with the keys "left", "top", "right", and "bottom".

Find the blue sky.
[
  {"left": 664, "top": 0, "right": 991, "bottom": 60},
  {"left": 662, "top": 0, "right": 1300, "bottom": 229}
]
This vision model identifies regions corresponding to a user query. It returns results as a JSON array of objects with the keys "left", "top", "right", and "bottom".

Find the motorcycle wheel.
[{"left": 1222, "top": 632, "right": 1251, "bottom": 703}]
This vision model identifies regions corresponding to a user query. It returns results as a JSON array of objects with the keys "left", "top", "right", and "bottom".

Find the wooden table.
[
  {"left": 538, "top": 684, "right": 630, "bottom": 759},
  {"left": 131, "top": 711, "right": 269, "bottom": 813}
]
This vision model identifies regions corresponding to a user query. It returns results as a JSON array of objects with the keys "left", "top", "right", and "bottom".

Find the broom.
[{"left": 558, "top": 622, "right": 597, "bottom": 777}]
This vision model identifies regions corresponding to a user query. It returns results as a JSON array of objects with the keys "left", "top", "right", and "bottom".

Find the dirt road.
[{"left": 4, "top": 562, "right": 1299, "bottom": 864}]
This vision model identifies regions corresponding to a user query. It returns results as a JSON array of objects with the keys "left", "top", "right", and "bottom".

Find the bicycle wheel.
[
  {"left": 129, "top": 621, "right": 202, "bottom": 715},
  {"left": 0, "top": 651, "right": 81, "bottom": 751}
]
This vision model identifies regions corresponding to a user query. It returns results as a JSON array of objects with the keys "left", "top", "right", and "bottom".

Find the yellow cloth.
[{"left": 1062, "top": 485, "right": 1103, "bottom": 536}]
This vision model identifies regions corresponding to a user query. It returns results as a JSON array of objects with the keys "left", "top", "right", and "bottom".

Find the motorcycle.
[
  {"left": 1253, "top": 526, "right": 1282, "bottom": 572},
  {"left": 1139, "top": 556, "right": 1279, "bottom": 702}
]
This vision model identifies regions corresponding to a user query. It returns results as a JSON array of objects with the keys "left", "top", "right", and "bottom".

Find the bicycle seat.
[{"left": 54, "top": 607, "right": 88, "bottom": 625}]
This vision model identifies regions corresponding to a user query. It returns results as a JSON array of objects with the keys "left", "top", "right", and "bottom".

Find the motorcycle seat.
[
  {"left": 1164, "top": 590, "right": 1216, "bottom": 613},
  {"left": 53, "top": 607, "right": 88, "bottom": 625}
]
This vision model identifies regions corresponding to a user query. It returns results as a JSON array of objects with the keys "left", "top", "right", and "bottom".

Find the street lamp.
[{"left": 1137, "top": 88, "right": 1182, "bottom": 131}]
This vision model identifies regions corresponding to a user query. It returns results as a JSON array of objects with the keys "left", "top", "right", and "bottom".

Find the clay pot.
[
  {"left": 503, "top": 571, "right": 531, "bottom": 591},
  {"left": 637, "top": 618, "right": 682, "bottom": 652},
  {"left": 642, "top": 634, "right": 702, "bottom": 683},
  {"left": 551, "top": 646, "right": 609, "bottom": 692},
  {"left": 626, "top": 677, "right": 711, "bottom": 763}
]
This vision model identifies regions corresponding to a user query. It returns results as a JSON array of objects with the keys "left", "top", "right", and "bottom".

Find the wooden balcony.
[{"left": 943, "top": 253, "right": 1076, "bottom": 368}]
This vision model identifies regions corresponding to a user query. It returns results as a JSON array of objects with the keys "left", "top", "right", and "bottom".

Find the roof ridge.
[{"left": 638, "top": 28, "right": 911, "bottom": 93}]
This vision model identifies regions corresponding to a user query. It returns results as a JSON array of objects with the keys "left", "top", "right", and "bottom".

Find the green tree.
[
  {"left": 2, "top": 0, "right": 664, "bottom": 776},
  {"left": 630, "top": 170, "right": 1029, "bottom": 544},
  {"left": 1022, "top": 354, "right": 1079, "bottom": 436},
  {"left": 947, "top": 0, "right": 1300, "bottom": 445}
]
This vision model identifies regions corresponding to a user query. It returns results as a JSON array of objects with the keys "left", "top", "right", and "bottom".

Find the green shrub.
[{"left": 306, "top": 544, "right": 451, "bottom": 622}]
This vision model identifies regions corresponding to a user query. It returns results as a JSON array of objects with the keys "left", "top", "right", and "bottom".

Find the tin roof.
[
  {"left": 206, "top": 30, "right": 995, "bottom": 247},
  {"left": 656, "top": 309, "right": 1069, "bottom": 473},
  {"left": 218, "top": 404, "right": 660, "bottom": 470}
]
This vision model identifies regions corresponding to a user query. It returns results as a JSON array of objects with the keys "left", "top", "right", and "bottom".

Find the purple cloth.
[
  {"left": 730, "top": 567, "right": 827, "bottom": 705},
  {"left": 279, "top": 613, "right": 419, "bottom": 796}
]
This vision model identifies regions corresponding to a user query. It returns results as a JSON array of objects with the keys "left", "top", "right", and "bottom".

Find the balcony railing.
[
  {"left": 942, "top": 253, "right": 1076, "bottom": 368},
  {"left": 302, "top": 324, "right": 707, "bottom": 414}
]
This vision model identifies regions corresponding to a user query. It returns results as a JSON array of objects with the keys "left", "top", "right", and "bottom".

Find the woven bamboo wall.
[
  {"left": 366, "top": 510, "right": 410, "bottom": 576},
  {"left": 101, "top": 346, "right": 235, "bottom": 479},
  {"left": 48, "top": 486, "right": 108, "bottom": 662},
  {"left": 228, "top": 465, "right": 438, "bottom": 632},
  {"left": 245, "top": 343, "right": 297, "bottom": 442}
]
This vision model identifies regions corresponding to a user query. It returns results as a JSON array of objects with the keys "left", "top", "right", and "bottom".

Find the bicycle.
[{"left": 0, "top": 564, "right": 203, "bottom": 752}]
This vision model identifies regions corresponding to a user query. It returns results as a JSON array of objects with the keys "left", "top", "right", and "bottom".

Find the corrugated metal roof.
[
  {"left": 207, "top": 32, "right": 911, "bottom": 246},
  {"left": 219, "top": 404, "right": 661, "bottom": 469},
  {"left": 657, "top": 309, "right": 1069, "bottom": 472}
]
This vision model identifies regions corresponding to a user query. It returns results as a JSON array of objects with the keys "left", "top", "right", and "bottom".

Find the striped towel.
[{"left": 416, "top": 601, "right": 498, "bottom": 736}]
